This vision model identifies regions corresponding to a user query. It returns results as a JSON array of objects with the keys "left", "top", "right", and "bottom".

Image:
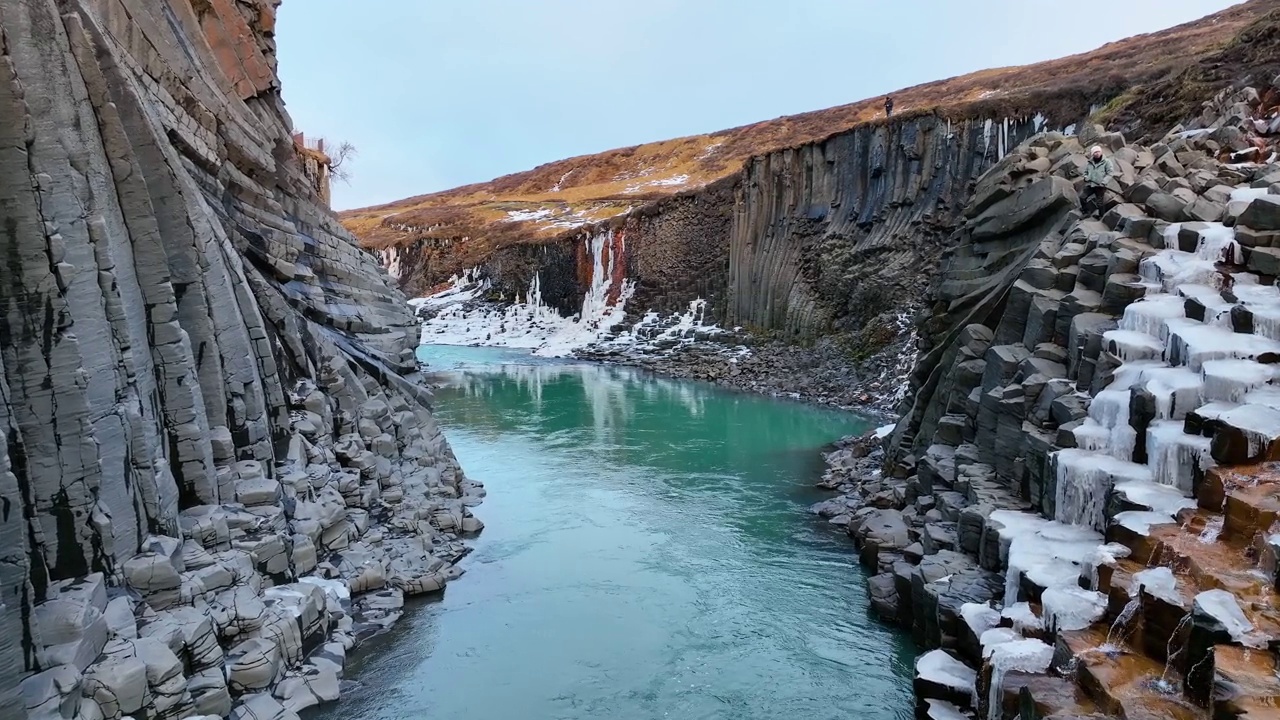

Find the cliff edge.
[
  {"left": 346, "top": 1, "right": 1275, "bottom": 292},
  {"left": 1, "top": 2, "right": 481, "bottom": 719}
]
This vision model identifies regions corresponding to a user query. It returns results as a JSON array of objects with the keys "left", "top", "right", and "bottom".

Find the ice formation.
[
  {"left": 987, "top": 510, "right": 1105, "bottom": 608},
  {"left": 916, "top": 650, "right": 977, "bottom": 693},
  {"left": 417, "top": 233, "right": 638, "bottom": 357},
  {"left": 415, "top": 242, "right": 730, "bottom": 360},
  {"left": 1193, "top": 589, "right": 1264, "bottom": 647},
  {"left": 960, "top": 603, "right": 1002, "bottom": 637},
  {"left": 1002, "top": 602, "right": 1044, "bottom": 633},
  {"left": 1041, "top": 587, "right": 1108, "bottom": 632},
  {"left": 925, "top": 699, "right": 973, "bottom": 720},
  {"left": 983, "top": 639, "right": 1054, "bottom": 720},
  {"left": 1131, "top": 567, "right": 1182, "bottom": 606}
]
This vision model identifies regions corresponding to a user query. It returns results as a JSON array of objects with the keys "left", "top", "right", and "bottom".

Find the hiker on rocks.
[
  {"left": 1082, "top": 145, "right": 1113, "bottom": 219},
  {"left": 884, "top": 96, "right": 895, "bottom": 118}
]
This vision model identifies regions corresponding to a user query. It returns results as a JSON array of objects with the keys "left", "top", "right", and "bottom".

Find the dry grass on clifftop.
[{"left": 343, "top": 0, "right": 1277, "bottom": 263}]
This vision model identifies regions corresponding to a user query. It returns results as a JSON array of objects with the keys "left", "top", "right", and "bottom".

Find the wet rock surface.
[{"left": 1, "top": 2, "right": 482, "bottom": 718}]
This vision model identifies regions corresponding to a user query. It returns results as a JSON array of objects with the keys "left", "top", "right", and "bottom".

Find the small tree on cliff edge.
[{"left": 326, "top": 139, "right": 357, "bottom": 184}]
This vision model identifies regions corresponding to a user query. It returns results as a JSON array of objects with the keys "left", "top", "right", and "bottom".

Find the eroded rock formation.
[
  {"left": 829, "top": 84, "right": 1280, "bottom": 718},
  {"left": 0, "top": 2, "right": 481, "bottom": 719}
]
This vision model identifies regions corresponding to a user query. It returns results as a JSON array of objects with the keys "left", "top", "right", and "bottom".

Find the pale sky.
[{"left": 276, "top": 0, "right": 1244, "bottom": 210}]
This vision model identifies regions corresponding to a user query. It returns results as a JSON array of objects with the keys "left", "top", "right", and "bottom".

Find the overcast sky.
[{"left": 276, "top": 0, "right": 1243, "bottom": 210}]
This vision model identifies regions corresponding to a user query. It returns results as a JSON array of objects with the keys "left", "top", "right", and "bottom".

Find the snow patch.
[
  {"left": 1132, "top": 567, "right": 1182, "bottom": 606},
  {"left": 960, "top": 602, "right": 1001, "bottom": 638},
  {"left": 1194, "top": 589, "right": 1265, "bottom": 647},
  {"left": 916, "top": 650, "right": 976, "bottom": 692},
  {"left": 1002, "top": 602, "right": 1043, "bottom": 633},
  {"left": 624, "top": 174, "right": 691, "bottom": 193},
  {"left": 299, "top": 576, "right": 350, "bottom": 602},
  {"left": 504, "top": 208, "right": 555, "bottom": 223},
  {"left": 926, "top": 699, "right": 972, "bottom": 720},
  {"left": 1041, "top": 587, "right": 1108, "bottom": 632}
]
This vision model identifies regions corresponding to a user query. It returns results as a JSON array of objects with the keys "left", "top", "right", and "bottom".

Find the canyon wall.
[
  {"left": 1, "top": 1, "right": 480, "bottom": 719},
  {"left": 827, "top": 85, "right": 1280, "bottom": 718},
  {"left": 385, "top": 178, "right": 736, "bottom": 324},
  {"left": 728, "top": 115, "right": 1053, "bottom": 339},
  {"left": 387, "top": 114, "right": 1084, "bottom": 347}
]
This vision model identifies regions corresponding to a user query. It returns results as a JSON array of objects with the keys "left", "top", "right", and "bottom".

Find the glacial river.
[{"left": 308, "top": 346, "right": 914, "bottom": 720}]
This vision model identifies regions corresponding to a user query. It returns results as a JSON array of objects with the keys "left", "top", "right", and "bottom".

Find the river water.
[{"left": 308, "top": 346, "right": 914, "bottom": 720}]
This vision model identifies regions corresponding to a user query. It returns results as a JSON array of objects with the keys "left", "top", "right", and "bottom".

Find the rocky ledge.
[
  {"left": 824, "top": 83, "right": 1280, "bottom": 719},
  {"left": 574, "top": 308, "right": 917, "bottom": 416},
  {"left": 2, "top": 2, "right": 481, "bottom": 719}
]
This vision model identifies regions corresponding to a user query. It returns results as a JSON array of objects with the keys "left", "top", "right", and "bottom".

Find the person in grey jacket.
[{"left": 1082, "top": 145, "right": 1113, "bottom": 218}]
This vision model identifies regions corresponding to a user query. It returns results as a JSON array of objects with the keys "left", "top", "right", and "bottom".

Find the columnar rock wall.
[
  {"left": 828, "top": 85, "right": 1280, "bottom": 718},
  {"left": 1, "top": 2, "right": 481, "bottom": 719},
  {"left": 388, "top": 115, "right": 1078, "bottom": 346},
  {"left": 727, "top": 115, "right": 1055, "bottom": 339}
]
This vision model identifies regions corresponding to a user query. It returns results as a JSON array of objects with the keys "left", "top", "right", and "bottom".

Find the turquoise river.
[{"left": 307, "top": 346, "right": 914, "bottom": 719}]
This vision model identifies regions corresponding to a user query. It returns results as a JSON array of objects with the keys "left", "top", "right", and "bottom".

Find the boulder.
[
  {"left": 1239, "top": 195, "right": 1280, "bottom": 231},
  {"left": 1144, "top": 192, "right": 1186, "bottom": 222},
  {"left": 970, "top": 176, "right": 1077, "bottom": 239},
  {"left": 226, "top": 637, "right": 283, "bottom": 693}
]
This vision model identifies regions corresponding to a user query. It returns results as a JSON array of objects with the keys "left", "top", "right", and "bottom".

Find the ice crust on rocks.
[
  {"left": 916, "top": 650, "right": 978, "bottom": 692},
  {"left": 859, "top": 93, "right": 1280, "bottom": 719}
]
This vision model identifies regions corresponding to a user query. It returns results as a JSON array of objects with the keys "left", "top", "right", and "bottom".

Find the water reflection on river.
[{"left": 306, "top": 346, "right": 914, "bottom": 720}]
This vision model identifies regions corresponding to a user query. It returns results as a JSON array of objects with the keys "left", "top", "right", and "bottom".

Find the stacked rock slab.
[
  {"left": 1, "top": 2, "right": 482, "bottom": 719},
  {"left": 838, "top": 85, "right": 1280, "bottom": 719}
]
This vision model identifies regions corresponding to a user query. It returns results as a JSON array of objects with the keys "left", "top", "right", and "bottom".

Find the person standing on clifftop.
[
  {"left": 1082, "top": 146, "right": 1113, "bottom": 219},
  {"left": 884, "top": 96, "right": 895, "bottom": 118}
]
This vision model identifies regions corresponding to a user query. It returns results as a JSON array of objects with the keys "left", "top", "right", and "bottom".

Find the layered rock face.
[
  {"left": 830, "top": 85, "right": 1280, "bottom": 718},
  {"left": 0, "top": 2, "right": 481, "bottom": 719},
  {"left": 728, "top": 115, "right": 1053, "bottom": 339}
]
